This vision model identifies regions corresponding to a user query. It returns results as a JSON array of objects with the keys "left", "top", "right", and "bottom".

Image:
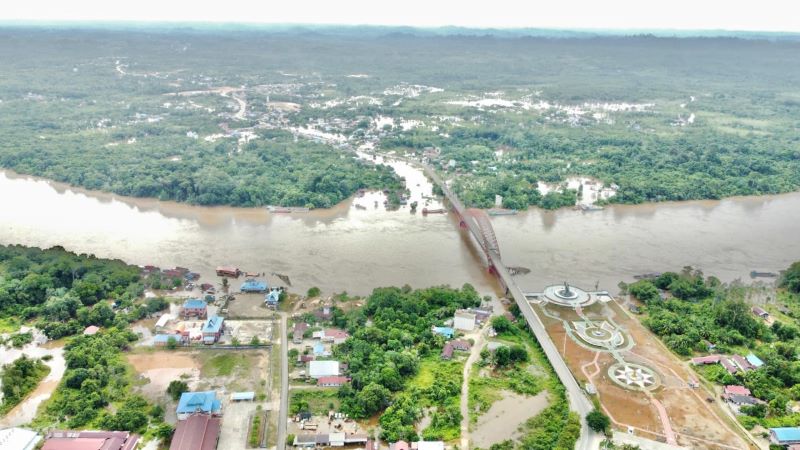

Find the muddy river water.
[{"left": 1, "top": 162, "right": 799, "bottom": 296}]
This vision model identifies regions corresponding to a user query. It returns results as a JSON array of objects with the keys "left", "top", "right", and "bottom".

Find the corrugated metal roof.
[
  {"left": 183, "top": 298, "right": 206, "bottom": 309},
  {"left": 771, "top": 427, "right": 800, "bottom": 443},
  {"left": 231, "top": 392, "right": 255, "bottom": 401},
  {"left": 170, "top": 414, "right": 221, "bottom": 450}
]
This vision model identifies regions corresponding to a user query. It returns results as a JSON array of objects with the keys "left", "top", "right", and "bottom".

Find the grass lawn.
[
  {"left": 290, "top": 388, "right": 340, "bottom": 415},
  {"left": 199, "top": 352, "right": 253, "bottom": 377},
  {"left": 0, "top": 316, "right": 21, "bottom": 334}
]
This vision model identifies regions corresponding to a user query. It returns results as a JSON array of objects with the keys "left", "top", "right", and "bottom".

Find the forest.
[
  {"left": 0, "top": 244, "right": 166, "bottom": 340},
  {"left": 0, "top": 27, "right": 799, "bottom": 209},
  {"left": 628, "top": 263, "right": 800, "bottom": 429}
]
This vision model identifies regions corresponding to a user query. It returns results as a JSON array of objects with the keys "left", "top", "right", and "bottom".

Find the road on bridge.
[{"left": 423, "top": 165, "right": 601, "bottom": 450}]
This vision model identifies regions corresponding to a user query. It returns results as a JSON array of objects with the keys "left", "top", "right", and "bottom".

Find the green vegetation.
[
  {"left": 249, "top": 411, "right": 262, "bottom": 447},
  {"left": 290, "top": 388, "right": 340, "bottom": 415},
  {"left": 0, "top": 245, "right": 167, "bottom": 340},
  {"left": 632, "top": 270, "right": 765, "bottom": 356},
  {"left": 474, "top": 313, "right": 577, "bottom": 449},
  {"left": 35, "top": 328, "right": 164, "bottom": 433},
  {"left": 1, "top": 28, "right": 799, "bottom": 210},
  {"left": 200, "top": 352, "right": 251, "bottom": 377},
  {"left": 633, "top": 263, "right": 800, "bottom": 429},
  {"left": 322, "top": 284, "right": 480, "bottom": 441},
  {"left": 586, "top": 409, "right": 611, "bottom": 433},
  {"left": 166, "top": 380, "right": 189, "bottom": 401},
  {"left": 0, "top": 355, "right": 50, "bottom": 414},
  {"left": 307, "top": 286, "right": 321, "bottom": 298},
  {"left": 780, "top": 261, "right": 800, "bottom": 293}
]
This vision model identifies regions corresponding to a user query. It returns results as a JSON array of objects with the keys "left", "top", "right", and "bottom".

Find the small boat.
[
  {"left": 422, "top": 208, "right": 445, "bottom": 215},
  {"left": 355, "top": 204, "right": 367, "bottom": 210},
  {"left": 267, "top": 206, "right": 309, "bottom": 213},
  {"left": 576, "top": 204, "right": 604, "bottom": 212},
  {"left": 750, "top": 271, "right": 778, "bottom": 278},
  {"left": 633, "top": 273, "right": 662, "bottom": 280},
  {"left": 487, "top": 208, "right": 518, "bottom": 216}
]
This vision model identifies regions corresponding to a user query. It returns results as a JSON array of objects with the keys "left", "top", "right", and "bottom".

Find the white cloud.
[{"left": 2, "top": 0, "right": 798, "bottom": 32}]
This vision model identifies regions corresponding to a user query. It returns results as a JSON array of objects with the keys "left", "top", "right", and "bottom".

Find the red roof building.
[
  {"left": 317, "top": 376, "right": 351, "bottom": 387},
  {"left": 215, "top": 266, "right": 240, "bottom": 277},
  {"left": 42, "top": 431, "right": 138, "bottom": 450},
  {"left": 170, "top": 413, "right": 221, "bottom": 450},
  {"left": 721, "top": 358, "right": 739, "bottom": 374},
  {"left": 724, "top": 385, "right": 752, "bottom": 397},
  {"left": 323, "top": 328, "right": 350, "bottom": 343},
  {"left": 691, "top": 355, "right": 721, "bottom": 365},
  {"left": 390, "top": 441, "right": 410, "bottom": 450}
]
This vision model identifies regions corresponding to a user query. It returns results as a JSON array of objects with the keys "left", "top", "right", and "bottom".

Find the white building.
[
  {"left": 413, "top": 441, "right": 445, "bottom": 450},
  {"left": 453, "top": 310, "right": 477, "bottom": 331},
  {"left": 308, "top": 360, "right": 340, "bottom": 378},
  {"left": 0, "top": 428, "right": 41, "bottom": 450}
]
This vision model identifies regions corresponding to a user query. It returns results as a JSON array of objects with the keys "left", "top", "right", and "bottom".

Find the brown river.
[{"left": 1, "top": 163, "right": 799, "bottom": 296}]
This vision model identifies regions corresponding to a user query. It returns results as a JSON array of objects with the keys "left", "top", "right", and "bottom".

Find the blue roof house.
[
  {"left": 176, "top": 391, "right": 222, "bottom": 420},
  {"left": 265, "top": 289, "right": 281, "bottom": 307},
  {"left": 746, "top": 353, "right": 765, "bottom": 368},
  {"left": 769, "top": 427, "right": 800, "bottom": 445},
  {"left": 432, "top": 326, "right": 455, "bottom": 339},
  {"left": 201, "top": 316, "right": 225, "bottom": 344},
  {"left": 313, "top": 342, "right": 329, "bottom": 357},
  {"left": 241, "top": 279, "right": 268, "bottom": 293},
  {"left": 182, "top": 298, "right": 208, "bottom": 318}
]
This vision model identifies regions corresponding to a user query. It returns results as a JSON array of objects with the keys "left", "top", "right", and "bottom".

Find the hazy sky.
[{"left": 3, "top": 0, "right": 799, "bottom": 32}]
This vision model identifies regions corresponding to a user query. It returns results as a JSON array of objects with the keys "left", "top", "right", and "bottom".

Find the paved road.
[
  {"left": 424, "top": 165, "right": 601, "bottom": 450},
  {"left": 276, "top": 314, "right": 289, "bottom": 450}
]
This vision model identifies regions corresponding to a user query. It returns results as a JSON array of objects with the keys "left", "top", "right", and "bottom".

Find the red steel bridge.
[{"left": 422, "top": 165, "right": 599, "bottom": 450}]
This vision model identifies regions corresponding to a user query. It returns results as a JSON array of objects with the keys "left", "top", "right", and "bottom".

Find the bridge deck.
[{"left": 423, "top": 165, "right": 597, "bottom": 450}]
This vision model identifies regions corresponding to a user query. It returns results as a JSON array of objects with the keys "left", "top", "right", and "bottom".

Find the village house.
[
  {"left": 176, "top": 391, "right": 222, "bottom": 420},
  {"left": 723, "top": 385, "right": 751, "bottom": 399},
  {"left": 201, "top": 316, "right": 225, "bottom": 345},
  {"left": 752, "top": 306, "right": 769, "bottom": 320},
  {"left": 215, "top": 266, "right": 240, "bottom": 277},
  {"left": 322, "top": 328, "right": 350, "bottom": 344},
  {"left": 317, "top": 376, "right": 351, "bottom": 387},
  {"left": 293, "top": 322, "right": 309, "bottom": 344},
  {"left": 441, "top": 339, "right": 472, "bottom": 360},
  {"left": 41, "top": 431, "right": 139, "bottom": 450},
  {"left": 770, "top": 427, "right": 800, "bottom": 447},
  {"left": 314, "top": 306, "right": 333, "bottom": 322},
  {"left": 731, "top": 354, "right": 756, "bottom": 372},
  {"left": 389, "top": 441, "right": 410, "bottom": 450},
  {"left": 0, "top": 427, "right": 40, "bottom": 450},
  {"left": 412, "top": 441, "right": 445, "bottom": 450},
  {"left": 691, "top": 355, "right": 721, "bottom": 365},
  {"left": 170, "top": 412, "right": 221, "bottom": 450},
  {"left": 746, "top": 353, "right": 765, "bottom": 368},
  {"left": 721, "top": 357, "right": 739, "bottom": 375},
  {"left": 182, "top": 298, "right": 208, "bottom": 318},
  {"left": 265, "top": 288, "right": 281, "bottom": 308},
  {"left": 453, "top": 310, "right": 477, "bottom": 331},
  {"left": 240, "top": 279, "right": 268, "bottom": 293},
  {"left": 432, "top": 326, "right": 454, "bottom": 339},
  {"left": 83, "top": 325, "right": 100, "bottom": 336},
  {"left": 308, "top": 360, "right": 341, "bottom": 378}
]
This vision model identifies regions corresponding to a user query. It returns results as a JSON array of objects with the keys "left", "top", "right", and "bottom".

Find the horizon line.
[{"left": 1, "top": 19, "right": 798, "bottom": 36}]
